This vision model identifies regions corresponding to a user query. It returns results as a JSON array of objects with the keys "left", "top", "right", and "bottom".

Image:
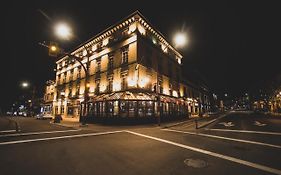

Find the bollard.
[{"left": 195, "top": 119, "right": 198, "bottom": 129}]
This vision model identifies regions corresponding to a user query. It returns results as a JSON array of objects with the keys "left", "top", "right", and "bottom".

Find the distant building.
[
  {"left": 48, "top": 11, "right": 211, "bottom": 121},
  {"left": 41, "top": 80, "right": 55, "bottom": 114}
]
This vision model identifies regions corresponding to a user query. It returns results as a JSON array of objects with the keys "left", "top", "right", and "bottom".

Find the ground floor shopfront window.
[{"left": 88, "top": 100, "right": 188, "bottom": 118}]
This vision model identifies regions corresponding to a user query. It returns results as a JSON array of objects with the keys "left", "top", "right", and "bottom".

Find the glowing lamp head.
[
  {"left": 55, "top": 23, "right": 72, "bottom": 39},
  {"left": 21, "top": 82, "right": 29, "bottom": 88},
  {"left": 174, "top": 33, "right": 187, "bottom": 48},
  {"left": 50, "top": 46, "right": 57, "bottom": 52}
]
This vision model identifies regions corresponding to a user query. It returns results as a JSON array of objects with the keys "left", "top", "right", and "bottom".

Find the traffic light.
[{"left": 48, "top": 41, "right": 60, "bottom": 57}]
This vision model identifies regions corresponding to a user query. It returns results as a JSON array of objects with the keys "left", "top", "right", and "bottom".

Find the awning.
[{"left": 89, "top": 91, "right": 155, "bottom": 102}]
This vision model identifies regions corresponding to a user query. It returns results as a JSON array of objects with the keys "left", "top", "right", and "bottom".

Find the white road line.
[
  {"left": 0, "top": 130, "right": 124, "bottom": 146},
  {"left": 163, "top": 128, "right": 281, "bottom": 149},
  {"left": 0, "top": 129, "right": 81, "bottom": 138},
  {"left": 208, "top": 128, "right": 281, "bottom": 136},
  {"left": 126, "top": 131, "right": 281, "bottom": 175},
  {"left": 0, "top": 130, "right": 16, "bottom": 133}
]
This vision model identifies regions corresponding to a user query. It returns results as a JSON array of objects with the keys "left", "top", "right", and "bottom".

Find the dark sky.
[{"left": 1, "top": 0, "right": 280, "bottom": 110}]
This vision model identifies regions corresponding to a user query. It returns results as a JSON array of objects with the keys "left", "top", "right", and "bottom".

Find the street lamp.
[
  {"left": 21, "top": 82, "right": 29, "bottom": 88},
  {"left": 54, "top": 23, "right": 72, "bottom": 40},
  {"left": 53, "top": 22, "right": 90, "bottom": 123},
  {"left": 174, "top": 32, "right": 187, "bottom": 48},
  {"left": 20, "top": 81, "right": 36, "bottom": 116}
]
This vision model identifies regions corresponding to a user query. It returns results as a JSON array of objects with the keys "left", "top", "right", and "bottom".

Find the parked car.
[{"left": 36, "top": 113, "right": 53, "bottom": 120}]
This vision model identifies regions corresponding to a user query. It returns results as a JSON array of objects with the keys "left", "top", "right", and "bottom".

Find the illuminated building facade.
[
  {"left": 42, "top": 80, "right": 55, "bottom": 114},
  {"left": 51, "top": 11, "right": 211, "bottom": 121}
]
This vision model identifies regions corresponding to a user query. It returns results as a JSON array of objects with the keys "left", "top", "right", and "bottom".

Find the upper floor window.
[
  {"left": 69, "top": 69, "right": 74, "bottom": 81},
  {"left": 77, "top": 66, "right": 81, "bottom": 79},
  {"left": 108, "top": 54, "right": 114, "bottom": 70},
  {"left": 121, "top": 72, "right": 128, "bottom": 90},
  {"left": 95, "top": 79, "right": 100, "bottom": 94},
  {"left": 108, "top": 76, "right": 113, "bottom": 92},
  {"left": 76, "top": 82, "right": 80, "bottom": 95},
  {"left": 63, "top": 72, "right": 67, "bottom": 83},
  {"left": 121, "top": 46, "right": 129, "bottom": 64},
  {"left": 57, "top": 74, "right": 61, "bottom": 84}
]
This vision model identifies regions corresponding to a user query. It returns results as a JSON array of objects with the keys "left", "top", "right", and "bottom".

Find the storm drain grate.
[{"left": 184, "top": 158, "right": 208, "bottom": 168}]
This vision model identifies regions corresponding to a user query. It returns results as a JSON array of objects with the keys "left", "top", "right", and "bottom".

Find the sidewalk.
[
  {"left": 50, "top": 112, "right": 227, "bottom": 130},
  {"left": 265, "top": 112, "right": 281, "bottom": 117}
]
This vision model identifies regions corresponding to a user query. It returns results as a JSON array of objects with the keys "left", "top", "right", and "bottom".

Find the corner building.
[{"left": 52, "top": 11, "right": 211, "bottom": 122}]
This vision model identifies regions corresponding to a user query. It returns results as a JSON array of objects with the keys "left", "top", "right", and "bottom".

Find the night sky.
[{"left": 1, "top": 0, "right": 280, "bottom": 111}]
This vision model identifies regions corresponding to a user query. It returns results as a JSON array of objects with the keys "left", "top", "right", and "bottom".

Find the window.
[
  {"left": 68, "top": 85, "right": 72, "bottom": 97},
  {"left": 121, "top": 72, "right": 128, "bottom": 90},
  {"left": 108, "top": 76, "right": 113, "bottom": 92},
  {"left": 76, "top": 82, "right": 80, "bottom": 95},
  {"left": 61, "top": 106, "right": 64, "bottom": 114},
  {"left": 58, "top": 63, "right": 62, "bottom": 70},
  {"left": 169, "top": 83, "right": 172, "bottom": 96},
  {"left": 69, "top": 69, "right": 74, "bottom": 81},
  {"left": 77, "top": 66, "right": 81, "bottom": 79},
  {"left": 121, "top": 47, "right": 129, "bottom": 64},
  {"left": 55, "top": 106, "right": 58, "bottom": 115},
  {"left": 108, "top": 54, "right": 114, "bottom": 70},
  {"left": 63, "top": 72, "right": 67, "bottom": 83},
  {"left": 57, "top": 74, "right": 61, "bottom": 84}
]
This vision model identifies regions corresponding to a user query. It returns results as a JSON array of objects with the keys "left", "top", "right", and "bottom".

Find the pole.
[
  {"left": 157, "top": 74, "right": 161, "bottom": 126},
  {"left": 81, "top": 46, "right": 90, "bottom": 124}
]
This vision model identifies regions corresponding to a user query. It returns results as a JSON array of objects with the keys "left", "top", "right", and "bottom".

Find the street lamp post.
[
  {"left": 156, "top": 73, "right": 161, "bottom": 126},
  {"left": 40, "top": 22, "right": 92, "bottom": 123},
  {"left": 54, "top": 23, "right": 92, "bottom": 123}
]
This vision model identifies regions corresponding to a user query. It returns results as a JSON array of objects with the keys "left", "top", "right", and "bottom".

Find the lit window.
[
  {"left": 121, "top": 47, "right": 128, "bottom": 64},
  {"left": 77, "top": 66, "right": 81, "bottom": 79},
  {"left": 121, "top": 73, "right": 128, "bottom": 90},
  {"left": 108, "top": 54, "right": 114, "bottom": 70},
  {"left": 69, "top": 69, "right": 74, "bottom": 81},
  {"left": 108, "top": 77, "right": 113, "bottom": 92}
]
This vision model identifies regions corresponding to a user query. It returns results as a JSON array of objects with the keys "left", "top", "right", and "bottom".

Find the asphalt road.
[{"left": 0, "top": 112, "right": 280, "bottom": 175}]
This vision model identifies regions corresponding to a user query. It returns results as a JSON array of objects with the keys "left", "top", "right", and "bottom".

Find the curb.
[
  {"left": 162, "top": 119, "right": 195, "bottom": 129},
  {"left": 50, "top": 121, "right": 89, "bottom": 129}
]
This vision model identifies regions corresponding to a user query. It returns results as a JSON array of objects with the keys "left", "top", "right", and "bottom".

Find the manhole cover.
[{"left": 184, "top": 158, "right": 208, "bottom": 168}]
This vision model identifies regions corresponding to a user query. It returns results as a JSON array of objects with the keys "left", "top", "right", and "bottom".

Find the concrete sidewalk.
[{"left": 50, "top": 112, "right": 227, "bottom": 130}]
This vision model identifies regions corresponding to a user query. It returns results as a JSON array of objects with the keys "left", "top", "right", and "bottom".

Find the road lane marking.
[
  {"left": 0, "top": 130, "right": 16, "bottom": 133},
  {"left": 218, "top": 122, "right": 234, "bottom": 127},
  {"left": 0, "top": 130, "right": 124, "bottom": 145},
  {"left": 162, "top": 128, "right": 281, "bottom": 149},
  {"left": 208, "top": 128, "right": 281, "bottom": 136},
  {"left": 254, "top": 121, "right": 267, "bottom": 127},
  {"left": 0, "top": 129, "right": 81, "bottom": 138},
  {"left": 126, "top": 130, "right": 281, "bottom": 175}
]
